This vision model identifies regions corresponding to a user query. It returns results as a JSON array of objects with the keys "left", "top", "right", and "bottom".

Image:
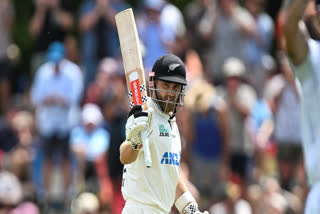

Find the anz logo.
[{"left": 160, "top": 152, "right": 181, "bottom": 166}]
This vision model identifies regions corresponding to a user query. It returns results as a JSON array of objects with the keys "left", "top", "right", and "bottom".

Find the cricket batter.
[
  {"left": 282, "top": 0, "right": 320, "bottom": 212},
  {"left": 120, "top": 54, "right": 208, "bottom": 214}
]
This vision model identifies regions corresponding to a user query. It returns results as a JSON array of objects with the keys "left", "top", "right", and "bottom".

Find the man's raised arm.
[{"left": 282, "top": 0, "right": 309, "bottom": 65}]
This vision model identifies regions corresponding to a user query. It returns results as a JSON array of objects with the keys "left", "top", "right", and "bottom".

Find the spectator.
[
  {"left": 269, "top": 11, "right": 305, "bottom": 193},
  {"left": 101, "top": 83, "right": 128, "bottom": 214},
  {"left": 83, "top": 57, "right": 120, "bottom": 105},
  {"left": 264, "top": 57, "right": 304, "bottom": 192},
  {"left": 29, "top": 0, "right": 73, "bottom": 74},
  {"left": 0, "top": 0, "right": 14, "bottom": 116},
  {"left": 7, "top": 110, "right": 37, "bottom": 202},
  {"left": 202, "top": 0, "right": 257, "bottom": 85},
  {"left": 245, "top": 0, "right": 274, "bottom": 93},
  {"left": 160, "top": 0, "right": 187, "bottom": 58},
  {"left": 184, "top": 78, "right": 230, "bottom": 207},
  {"left": 220, "top": 57, "right": 257, "bottom": 183},
  {"left": 160, "top": 1, "right": 186, "bottom": 41},
  {"left": 245, "top": 0, "right": 274, "bottom": 66},
  {"left": 184, "top": 0, "right": 215, "bottom": 62},
  {"left": 30, "top": 41, "right": 83, "bottom": 203},
  {"left": 64, "top": 35, "right": 80, "bottom": 64},
  {"left": 137, "top": 0, "right": 174, "bottom": 71},
  {"left": 79, "top": 0, "right": 130, "bottom": 85},
  {"left": 245, "top": 97, "right": 275, "bottom": 180},
  {"left": 70, "top": 103, "right": 111, "bottom": 202}
]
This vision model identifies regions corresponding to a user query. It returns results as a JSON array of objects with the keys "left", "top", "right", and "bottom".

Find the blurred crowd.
[{"left": 0, "top": 0, "right": 313, "bottom": 213}]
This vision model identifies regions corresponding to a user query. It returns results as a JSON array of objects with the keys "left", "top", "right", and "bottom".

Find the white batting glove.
[
  {"left": 182, "top": 203, "right": 209, "bottom": 214},
  {"left": 175, "top": 192, "right": 209, "bottom": 214},
  {"left": 126, "top": 105, "right": 152, "bottom": 150}
]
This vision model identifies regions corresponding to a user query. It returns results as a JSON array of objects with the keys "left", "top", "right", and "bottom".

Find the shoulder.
[
  {"left": 235, "top": 6, "right": 254, "bottom": 21},
  {"left": 70, "top": 126, "right": 87, "bottom": 143},
  {"left": 259, "top": 13, "right": 274, "bottom": 27},
  {"left": 35, "top": 62, "right": 53, "bottom": 78},
  {"left": 62, "top": 59, "right": 81, "bottom": 70},
  {"left": 293, "top": 53, "right": 313, "bottom": 83},
  {"left": 61, "top": 60, "right": 82, "bottom": 76},
  {"left": 237, "top": 84, "right": 257, "bottom": 109},
  {"left": 95, "top": 127, "right": 110, "bottom": 137},
  {"left": 71, "top": 126, "right": 85, "bottom": 135}
]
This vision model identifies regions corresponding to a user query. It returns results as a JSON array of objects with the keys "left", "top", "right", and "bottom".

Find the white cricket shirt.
[
  {"left": 122, "top": 98, "right": 181, "bottom": 213},
  {"left": 293, "top": 39, "right": 320, "bottom": 186}
]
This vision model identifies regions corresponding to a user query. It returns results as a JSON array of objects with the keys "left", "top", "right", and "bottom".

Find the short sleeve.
[
  {"left": 70, "top": 127, "right": 85, "bottom": 146},
  {"left": 293, "top": 54, "right": 314, "bottom": 85}
]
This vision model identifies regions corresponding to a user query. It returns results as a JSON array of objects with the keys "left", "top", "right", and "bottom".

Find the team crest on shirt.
[{"left": 159, "top": 124, "right": 169, "bottom": 137}]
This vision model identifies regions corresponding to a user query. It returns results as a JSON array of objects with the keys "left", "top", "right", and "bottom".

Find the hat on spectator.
[
  {"left": 145, "top": 0, "right": 165, "bottom": 10},
  {"left": 12, "top": 111, "right": 34, "bottom": 131},
  {"left": 71, "top": 192, "right": 99, "bottom": 214},
  {"left": 98, "top": 57, "right": 120, "bottom": 76},
  {"left": 82, "top": 103, "right": 103, "bottom": 126},
  {"left": 185, "top": 79, "right": 216, "bottom": 112},
  {"left": 223, "top": 57, "right": 246, "bottom": 78},
  {"left": 46, "top": 41, "right": 65, "bottom": 63},
  {"left": 0, "top": 171, "right": 23, "bottom": 206}
]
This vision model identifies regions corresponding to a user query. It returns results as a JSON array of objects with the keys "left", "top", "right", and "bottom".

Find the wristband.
[
  {"left": 175, "top": 191, "right": 195, "bottom": 213},
  {"left": 127, "top": 139, "right": 142, "bottom": 150}
]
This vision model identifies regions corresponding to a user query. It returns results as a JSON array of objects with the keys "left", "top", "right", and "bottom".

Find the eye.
[
  {"left": 163, "top": 83, "right": 170, "bottom": 88},
  {"left": 173, "top": 85, "right": 181, "bottom": 91}
]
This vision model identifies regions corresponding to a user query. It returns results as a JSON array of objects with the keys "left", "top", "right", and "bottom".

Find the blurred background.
[{"left": 0, "top": 0, "right": 311, "bottom": 213}]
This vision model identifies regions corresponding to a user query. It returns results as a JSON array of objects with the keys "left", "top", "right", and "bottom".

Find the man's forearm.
[
  {"left": 120, "top": 141, "right": 139, "bottom": 165},
  {"left": 282, "top": 0, "right": 309, "bottom": 65},
  {"left": 175, "top": 177, "right": 208, "bottom": 213},
  {"left": 29, "top": 8, "right": 46, "bottom": 36},
  {"left": 79, "top": 8, "right": 101, "bottom": 32},
  {"left": 283, "top": 0, "right": 308, "bottom": 23},
  {"left": 175, "top": 177, "right": 188, "bottom": 201},
  {"left": 53, "top": 8, "right": 73, "bottom": 30}
]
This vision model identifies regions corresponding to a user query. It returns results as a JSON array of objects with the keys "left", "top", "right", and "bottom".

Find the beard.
[{"left": 158, "top": 100, "right": 176, "bottom": 113}]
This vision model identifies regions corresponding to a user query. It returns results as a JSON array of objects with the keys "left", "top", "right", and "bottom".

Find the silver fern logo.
[{"left": 168, "top": 63, "right": 180, "bottom": 72}]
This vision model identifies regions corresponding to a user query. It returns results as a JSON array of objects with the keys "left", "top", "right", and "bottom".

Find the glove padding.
[
  {"left": 183, "top": 203, "right": 209, "bottom": 214},
  {"left": 126, "top": 105, "right": 152, "bottom": 150}
]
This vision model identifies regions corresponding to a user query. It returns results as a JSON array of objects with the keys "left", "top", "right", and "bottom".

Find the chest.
[{"left": 149, "top": 116, "right": 181, "bottom": 167}]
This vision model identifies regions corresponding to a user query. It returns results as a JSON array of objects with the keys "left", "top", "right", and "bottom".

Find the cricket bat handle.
[{"left": 141, "top": 130, "right": 151, "bottom": 168}]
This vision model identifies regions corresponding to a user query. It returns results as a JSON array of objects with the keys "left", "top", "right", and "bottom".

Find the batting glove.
[
  {"left": 182, "top": 203, "right": 209, "bottom": 214},
  {"left": 126, "top": 105, "right": 152, "bottom": 150},
  {"left": 175, "top": 192, "right": 209, "bottom": 214}
]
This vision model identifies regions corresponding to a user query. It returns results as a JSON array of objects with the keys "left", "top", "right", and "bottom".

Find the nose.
[{"left": 167, "top": 91, "right": 177, "bottom": 101}]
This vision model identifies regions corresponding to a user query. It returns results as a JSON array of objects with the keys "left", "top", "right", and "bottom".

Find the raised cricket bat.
[{"left": 115, "top": 8, "right": 152, "bottom": 168}]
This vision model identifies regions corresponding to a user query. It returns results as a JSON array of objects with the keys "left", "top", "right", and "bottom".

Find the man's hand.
[
  {"left": 183, "top": 203, "right": 209, "bottom": 214},
  {"left": 125, "top": 105, "right": 151, "bottom": 150},
  {"left": 47, "top": 0, "right": 59, "bottom": 9},
  {"left": 35, "top": 0, "right": 48, "bottom": 11},
  {"left": 95, "top": 0, "right": 110, "bottom": 15}
]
